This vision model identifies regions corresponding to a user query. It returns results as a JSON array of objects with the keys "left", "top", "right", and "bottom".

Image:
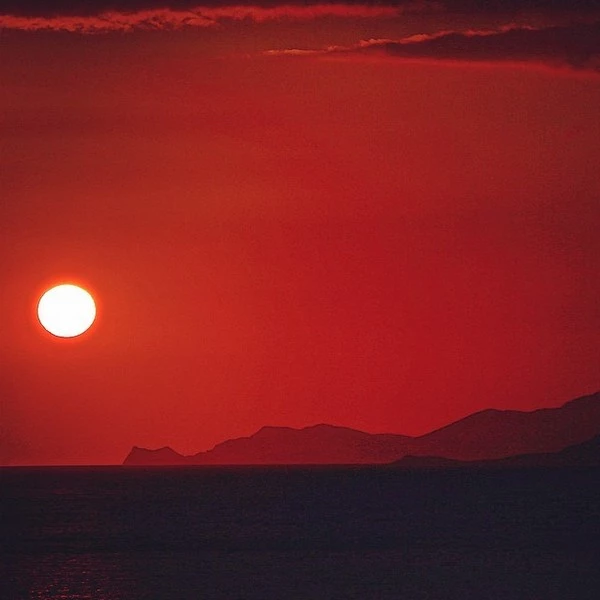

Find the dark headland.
[{"left": 123, "top": 391, "right": 600, "bottom": 467}]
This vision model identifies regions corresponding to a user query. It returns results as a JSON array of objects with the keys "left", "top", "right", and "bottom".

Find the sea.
[{"left": 2, "top": 466, "right": 599, "bottom": 599}]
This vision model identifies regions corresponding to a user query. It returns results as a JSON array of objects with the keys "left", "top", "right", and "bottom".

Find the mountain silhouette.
[
  {"left": 407, "top": 392, "right": 600, "bottom": 460},
  {"left": 190, "top": 424, "right": 414, "bottom": 464},
  {"left": 395, "top": 433, "right": 600, "bottom": 469},
  {"left": 124, "top": 446, "right": 189, "bottom": 466},
  {"left": 123, "top": 391, "right": 600, "bottom": 466},
  {"left": 124, "top": 425, "right": 414, "bottom": 466}
]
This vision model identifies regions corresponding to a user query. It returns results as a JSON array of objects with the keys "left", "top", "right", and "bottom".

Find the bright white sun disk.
[{"left": 37, "top": 284, "right": 96, "bottom": 338}]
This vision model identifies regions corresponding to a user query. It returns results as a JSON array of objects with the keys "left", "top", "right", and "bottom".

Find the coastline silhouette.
[{"left": 124, "top": 391, "right": 600, "bottom": 466}]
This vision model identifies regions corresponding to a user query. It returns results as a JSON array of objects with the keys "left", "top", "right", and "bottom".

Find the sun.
[{"left": 37, "top": 284, "right": 97, "bottom": 338}]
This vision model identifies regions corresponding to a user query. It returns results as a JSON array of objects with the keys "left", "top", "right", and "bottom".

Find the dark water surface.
[{"left": 2, "top": 466, "right": 599, "bottom": 599}]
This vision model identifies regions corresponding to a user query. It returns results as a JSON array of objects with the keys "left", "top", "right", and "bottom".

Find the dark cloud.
[
  {"left": 374, "top": 22, "right": 600, "bottom": 70},
  {"left": 2, "top": 1, "right": 598, "bottom": 35},
  {"left": 268, "top": 22, "right": 600, "bottom": 72},
  {"left": 1, "top": 1, "right": 598, "bottom": 59},
  {"left": 0, "top": 3, "right": 431, "bottom": 32},
  {"left": 2, "top": 0, "right": 599, "bottom": 18},
  {"left": 0, "top": 0, "right": 434, "bottom": 17},
  {"left": 0, "top": 2, "right": 446, "bottom": 32}
]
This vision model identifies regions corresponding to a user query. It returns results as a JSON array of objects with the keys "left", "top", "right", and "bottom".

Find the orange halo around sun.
[{"left": 37, "top": 284, "right": 97, "bottom": 338}]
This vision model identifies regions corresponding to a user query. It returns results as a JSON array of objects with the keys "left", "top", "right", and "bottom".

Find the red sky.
[{"left": 1, "top": 1, "right": 599, "bottom": 465}]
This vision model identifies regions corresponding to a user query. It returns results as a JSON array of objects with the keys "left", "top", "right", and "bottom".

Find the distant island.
[
  {"left": 124, "top": 392, "right": 600, "bottom": 467},
  {"left": 394, "top": 433, "right": 600, "bottom": 469}
]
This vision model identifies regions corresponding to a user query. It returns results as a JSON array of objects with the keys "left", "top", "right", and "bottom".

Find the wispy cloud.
[
  {"left": 0, "top": 3, "right": 437, "bottom": 33},
  {"left": 265, "top": 21, "right": 600, "bottom": 72}
]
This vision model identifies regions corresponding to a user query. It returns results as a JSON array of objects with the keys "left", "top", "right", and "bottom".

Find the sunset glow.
[{"left": 1, "top": 0, "right": 599, "bottom": 466}]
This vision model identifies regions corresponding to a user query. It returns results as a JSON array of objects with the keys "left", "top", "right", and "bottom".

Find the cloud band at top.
[{"left": 0, "top": 3, "right": 436, "bottom": 32}]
